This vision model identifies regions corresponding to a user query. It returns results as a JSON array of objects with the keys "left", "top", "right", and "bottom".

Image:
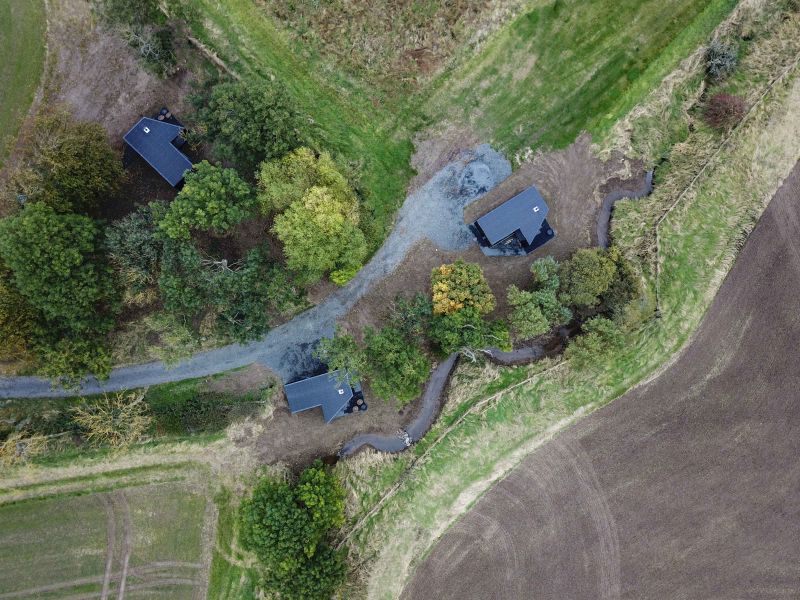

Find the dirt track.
[{"left": 402, "top": 161, "right": 800, "bottom": 599}]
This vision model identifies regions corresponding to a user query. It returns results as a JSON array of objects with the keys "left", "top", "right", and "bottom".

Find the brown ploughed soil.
[{"left": 403, "top": 161, "right": 800, "bottom": 599}]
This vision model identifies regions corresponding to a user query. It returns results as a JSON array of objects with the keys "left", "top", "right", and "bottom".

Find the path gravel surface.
[
  {"left": 402, "top": 161, "right": 800, "bottom": 599},
  {"left": 0, "top": 145, "right": 511, "bottom": 398}
]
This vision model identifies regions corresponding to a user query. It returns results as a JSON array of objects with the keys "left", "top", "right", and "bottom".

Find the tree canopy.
[
  {"left": 158, "top": 161, "right": 255, "bottom": 240},
  {"left": 191, "top": 80, "right": 305, "bottom": 172},
  {"left": 257, "top": 147, "right": 354, "bottom": 216},
  {"left": 558, "top": 248, "right": 616, "bottom": 309},
  {"left": 431, "top": 261, "right": 495, "bottom": 316},
  {"left": 363, "top": 325, "right": 431, "bottom": 406},
  {"left": 272, "top": 186, "right": 367, "bottom": 285},
  {"left": 429, "top": 307, "right": 511, "bottom": 355},
  {"left": 239, "top": 461, "right": 347, "bottom": 600},
  {"left": 12, "top": 110, "right": 123, "bottom": 214},
  {"left": 0, "top": 203, "right": 117, "bottom": 334}
]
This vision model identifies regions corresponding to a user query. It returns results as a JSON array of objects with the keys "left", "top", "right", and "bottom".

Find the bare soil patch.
[
  {"left": 46, "top": 0, "right": 197, "bottom": 145},
  {"left": 403, "top": 161, "right": 800, "bottom": 599},
  {"left": 343, "top": 133, "right": 641, "bottom": 332}
]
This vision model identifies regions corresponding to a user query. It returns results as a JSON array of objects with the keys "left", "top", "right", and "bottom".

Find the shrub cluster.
[{"left": 239, "top": 462, "right": 348, "bottom": 600}]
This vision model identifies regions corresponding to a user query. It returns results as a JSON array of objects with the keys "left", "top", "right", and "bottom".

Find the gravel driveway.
[{"left": 0, "top": 145, "right": 511, "bottom": 398}]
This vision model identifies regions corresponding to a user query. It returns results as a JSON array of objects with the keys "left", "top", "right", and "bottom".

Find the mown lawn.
[
  {"left": 424, "top": 0, "right": 739, "bottom": 157},
  {"left": 0, "top": 473, "right": 212, "bottom": 599},
  {"left": 0, "top": 0, "right": 46, "bottom": 167}
]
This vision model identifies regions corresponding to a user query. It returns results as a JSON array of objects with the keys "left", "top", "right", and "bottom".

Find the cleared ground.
[
  {"left": 0, "top": 0, "right": 46, "bottom": 167},
  {"left": 0, "top": 475, "right": 213, "bottom": 599},
  {"left": 403, "top": 160, "right": 800, "bottom": 598}
]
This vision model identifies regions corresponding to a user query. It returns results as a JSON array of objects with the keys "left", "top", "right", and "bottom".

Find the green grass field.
[
  {"left": 424, "top": 0, "right": 738, "bottom": 157},
  {"left": 346, "top": 7, "right": 800, "bottom": 596},
  {"left": 0, "top": 468, "right": 212, "bottom": 599},
  {"left": 0, "top": 0, "right": 46, "bottom": 168}
]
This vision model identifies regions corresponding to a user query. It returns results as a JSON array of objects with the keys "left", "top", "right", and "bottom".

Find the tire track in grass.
[
  {"left": 114, "top": 491, "right": 133, "bottom": 600},
  {"left": 99, "top": 493, "right": 117, "bottom": 600}
]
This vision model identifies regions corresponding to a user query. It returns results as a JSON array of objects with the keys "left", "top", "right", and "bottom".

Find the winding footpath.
[{"left": 0, "top": 146, "right": 512, "bottom": 399}]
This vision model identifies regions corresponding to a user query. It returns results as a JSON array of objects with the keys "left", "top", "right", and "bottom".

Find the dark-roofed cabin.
[
  {"left": 123, "top": 117, "right": 193, "bottom": 187},
  {"left": 284, "top": 370, "right": 366, "bottom": 424},
  {"left": 470, "top": 186, "right": 555, "bottom": 256}
]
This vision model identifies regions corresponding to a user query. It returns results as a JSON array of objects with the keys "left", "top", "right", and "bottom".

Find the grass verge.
[
  {"left": 0, "top": 0, "right": 46, "bottom": 168},
  {"left": 424, "top": 0, "right": 738, "bottom": 159}
]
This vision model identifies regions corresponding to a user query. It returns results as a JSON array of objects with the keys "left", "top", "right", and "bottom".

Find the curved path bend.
[
  {"left": 403, "top": 162, "right": 800, "bottom": 599},
  {"left": 0, "top": 145, "right": 511, "bottom": 399}
]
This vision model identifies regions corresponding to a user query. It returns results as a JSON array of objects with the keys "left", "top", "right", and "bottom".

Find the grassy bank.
[
  {"left": 349, "top": 8, "right": 800, "bottom": 597},
  {"left": 0, "top": 0, "right": 46, "bottom": 168},
  {"left": 424, "top": 0, "right": 738, "bottom": 159}
]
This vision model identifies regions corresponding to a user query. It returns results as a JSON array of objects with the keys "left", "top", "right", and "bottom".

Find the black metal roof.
[
  {"left": 123, "top": 117, "right": 193, "bottom": 187},
  {"left": 475, "top": 186, "right": 549, "bottom": 245},
  {"left": 284, "top": 370, "right": 360, "bottom": 423}
]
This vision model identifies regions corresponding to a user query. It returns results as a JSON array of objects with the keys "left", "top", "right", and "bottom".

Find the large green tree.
[
  {"left": 13, "top": 110, "right": 123, "bottom": 214},
  {"left": 363, "top": 326, "right": 431, "bottom": 406},
  {"left": 158, "top": 161, "right": 255, "bottom": 240},
  {"left": 558, "top": 248, "right": 617, "bottom": 309},
  {"left": 272, "top": 186, "right": 367, "bottom": 285},
  {"left": 191, "top": 80, "right": 305, "bottom": 172},
  {"left": 257, "top": 147, "right": 354, "bottom": 216},
  {"left": 0, "top": 203, "right": 117, "bottom": 334},
  {"left": 239, "top": 461, "right": 347, "bottom": 600}
]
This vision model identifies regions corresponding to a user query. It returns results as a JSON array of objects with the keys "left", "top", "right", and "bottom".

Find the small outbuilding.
[
  {"left": 123, "top": 114, "right": 193, "bottom": 187},
  {"left": 284, "top": 370, "right": 366, "bottom": 424},
  {"left": 470, "top": 186, "right": 555, "bottom": 256}
]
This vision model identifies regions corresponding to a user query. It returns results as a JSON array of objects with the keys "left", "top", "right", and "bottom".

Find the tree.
[
  {"left": 558, "top": 248, "right": 616, "bottom": 310},
  {"left": 191, "top": 80, "right": 305, "bottom": 172},
  {"left": 363, "top": 326, "right": 431, "bottom": 406},
  {"left": 0, "top": 203, "right": 117, "bottom": 334},
  {"left": 601, "top": 246, "right": 643, "bottom": 324},
  {"left": 12, "top": 109, "right": 123, "bottom": 214},
  {"left": 0, "top": 274, "right": 36, "bottom": 362},
  {"left": 158, "top": 161, "right": 255, "bottom": 240},
  {"left": 530, "top": 256, "right": 561, "bottom": 292},
  {"left": 507, "top": 285, "right": 549, "bottom": 340},
  {"left": 565, "top": 317, "right": 624, "bottom": 367},
  {"left": 705, "top": 40, "right": 738, "bottom": 83},
  {"left": 314, "top": 327, "right": 367, "bottom": 383},
  {"left": 272, "top": 186, "right": 367, "bottom": 285},
  {"left": 257, "top": 147, "right": 354, "bottom": 216},
  {"left": 429, "top": 307, "right": 511, "bottom": 357},
  {"left": 431, "top": 261, "right": 495, "bottom": 316},
  {"left": 71, "top": 390, "right": 153, "bottom": 448},
  {"left": 704, "top": 93, "right": 748, "bottom": 131},
  {"left": 35, "top": 337, "right": 113, "bottom": 385},
  {"left": 107, "top": 203, "right": 164, "bottom": 307},
  {"left": 158, "top": 239, "right": 207, "bottom": 318},
  {"left": 387, "top": 293, "right": 432, "bottom": 339},
  {"left": 0, "top": 432, "right": 48, "bottom": 468},
  {"left": 239, "top": 461, "right": 347, "bottom": 600}
]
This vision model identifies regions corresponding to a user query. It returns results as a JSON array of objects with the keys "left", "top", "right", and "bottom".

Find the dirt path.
[{"left": 403, "top": 161, "right": 800, "bottom": 599}]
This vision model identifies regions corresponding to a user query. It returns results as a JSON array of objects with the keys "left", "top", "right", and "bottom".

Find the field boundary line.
[
  {"left": 654, "top": 49, "right": 800, "bottom": 312},
  {"left": 339, "top": 359, "right": 568, "bottom": 548}
]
